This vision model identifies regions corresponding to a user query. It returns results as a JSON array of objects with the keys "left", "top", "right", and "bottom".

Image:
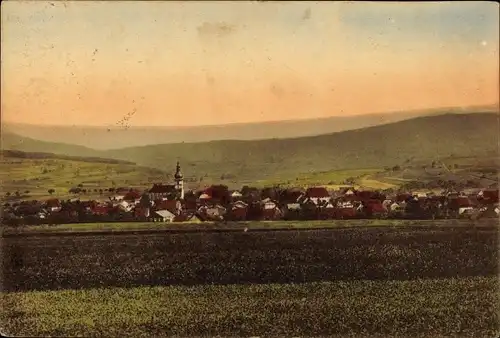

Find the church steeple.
[{"left": 174, "top": 161, "right": 184, "bottom": 199}]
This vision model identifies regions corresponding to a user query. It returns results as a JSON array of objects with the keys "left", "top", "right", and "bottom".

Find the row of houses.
[{"left": 3, "top": 185, "right": 499, "bottom": 226}]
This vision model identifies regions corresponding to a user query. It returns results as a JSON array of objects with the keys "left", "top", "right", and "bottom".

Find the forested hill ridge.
[
  {"left": 2, "top": 113, "right": 498, "bottom": 182},
  {"left": 3, "top": 104, "right": 498, "bottom": 150},
  {"left": 101, "top": 113, "right": 499, "bottom": 180}
]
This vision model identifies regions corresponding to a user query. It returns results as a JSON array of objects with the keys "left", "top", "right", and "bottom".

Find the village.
[{"left": 2, "top": 162, "right": 499, "bottom": 226}]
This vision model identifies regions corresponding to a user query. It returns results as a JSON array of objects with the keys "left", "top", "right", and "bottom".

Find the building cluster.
[{"left": 2, "top": 163, "right": 499, "bottom": 226}]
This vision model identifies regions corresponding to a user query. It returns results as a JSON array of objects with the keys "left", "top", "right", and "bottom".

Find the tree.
[
  {"left": 15, "top": 191, "right": 21, "bottom": 197},
  {"left": 139, "top": 194, "right": 151, "bottom": 207},
  {"left": 345, "top": 177, "right": 356, "bottom": 185},
  {"left": 5, "top": 192, "right": 11, "bottom": 197},
  {"left": 48, "top": 189, "right": 55, "bottom": 195}
]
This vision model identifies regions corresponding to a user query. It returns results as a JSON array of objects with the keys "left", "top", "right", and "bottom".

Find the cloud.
[{"left": 196, "top": 22, "right": 236, "bottom": 38}]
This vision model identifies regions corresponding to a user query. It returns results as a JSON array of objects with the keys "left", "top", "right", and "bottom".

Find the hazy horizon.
[{"left": 2, "top": 1, "right": 499, "bottom": 127}]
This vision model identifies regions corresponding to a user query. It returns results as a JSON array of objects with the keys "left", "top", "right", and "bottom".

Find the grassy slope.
[
  {"left": 0, "top": 154, "right": 168, "bottom": 200},
  {"left": 2, "top": 277, "right": 498, "bottom": 337},
  {"left": 101, "top": 113, "right": 499, "bottom": 183}
]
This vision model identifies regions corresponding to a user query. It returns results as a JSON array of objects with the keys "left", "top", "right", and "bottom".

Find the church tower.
[{"left": 174, "top": 161, "right": 184, "bottom": 199}]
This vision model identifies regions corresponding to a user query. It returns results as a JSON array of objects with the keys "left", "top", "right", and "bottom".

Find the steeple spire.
[
  {"left": 174, "top": 161, "right": 184, "bottom": 199},
  {"left": 174, "top": 161, "right": 183, "bottom": 179}
]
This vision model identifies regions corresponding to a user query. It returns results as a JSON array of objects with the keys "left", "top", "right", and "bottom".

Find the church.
[{"left": 148, "top": 162, "right": 184, "bottom": 200}]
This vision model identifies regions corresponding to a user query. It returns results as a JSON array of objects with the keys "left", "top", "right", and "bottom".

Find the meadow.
[
  {"left": 0, "top": 152, "right": 391, "bottom": 198},
  {"left": 2, "top": 277, "right": 497, "bottom": 337},
  {"left": 0, "top": 156, "right": 167, "bottom": 200},
  {"left": 1, "top": 225, "right": 498, "bottom": 336}
]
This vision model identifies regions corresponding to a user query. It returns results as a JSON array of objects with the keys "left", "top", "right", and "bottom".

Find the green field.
[
  {"left": 3, "top": 152, "right": 496, "bottom": 201},
  {"left": 0, "top": 156, "right": 167, "bottom": 200},
  {"left": 2, "top": 277, "right": 498, "bottom": 337},
  {"left": 0, "top": 151, "right": 399, "bottom": 198},
  {"left": 2, "top": 219, "right": 498, "bottom": 236}
]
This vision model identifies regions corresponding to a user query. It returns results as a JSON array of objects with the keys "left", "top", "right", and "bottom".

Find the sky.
[{"left": 1, "top": 1, "right": 499, "bottom": 127}]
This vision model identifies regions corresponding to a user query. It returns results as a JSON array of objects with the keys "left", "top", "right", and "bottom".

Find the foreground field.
[
  {"left": 2, "top": 277, "right": 498, "bottom": 337},
  {"left": 2, "top": 226, "right": 498, "bottom": 336},
  {"left": 3, "top": 227, "right": 497, "bottom": 292}
]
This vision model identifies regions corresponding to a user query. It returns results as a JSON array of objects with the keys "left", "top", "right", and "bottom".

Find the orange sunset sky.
[{"left": 1, "top": 1, "right": 499, "bottom": 127}]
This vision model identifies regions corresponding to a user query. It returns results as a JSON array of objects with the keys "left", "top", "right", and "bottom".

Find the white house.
[
  {"left": 458, "top": 206, "right": 474, "bottom": 215},
  {"left": 151, "top": 209, "right": 176, "bottom": 222},
  {"left": 261, "top": 198, "right": 278, "bottom": 210},
  {"left": 231, "top": 190, "right": 243, "bottom": 199}
]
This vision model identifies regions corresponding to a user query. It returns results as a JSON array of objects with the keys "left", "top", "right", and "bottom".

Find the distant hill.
[
  {"left": 2, "top": 113, "right": 498, "bottom": 186},
  {"left": 4, "top": 104, "right": 498, "bottom": 150},
  {"left": 1, "top": 132, "right": 101, "bottom": 158},
  {"left": 99, "top": 113, "right": 499, "bottom": 183}
]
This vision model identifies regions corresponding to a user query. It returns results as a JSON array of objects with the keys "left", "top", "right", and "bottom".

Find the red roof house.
[
  {"left": 305, "top": 187, "right": 330, "bottom": 198},
  {"left": 123, "top": 190, "right": 142, "bottom": 202}
]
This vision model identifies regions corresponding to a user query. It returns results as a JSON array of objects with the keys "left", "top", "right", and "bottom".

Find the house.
[
  {"left": 363, "top": 200, "right": 387, "bottom": 218},
  {"left": 478, "top": 189, "right": 499, "bottom": 205},
  {"left": 198, "top": 204, "right": 226, "bottom": 221},
  {"left": 356, "top": 190, "right": 374, "bottom": 202},
  {"left": 150, "top": 209, "right": 176, "bottom": 222},
  {"left": 302, "top": 187, "right": 331, "bottom": 205},
  {"left": 182, "top": 200, "right": 198, "bottom": 212},
  {"left": 340, "top": 187, "right": 356, "bottom": 196},
  {"left": 317, "top": 201, "right": 336, "bottom": 219},
  {"left": 335, "top": 205, "right": 357, "bottom": 219},
  {"left": 123, "top": 190, "right": 142, "bottom": 202},
  {"left": 279, "top": 189, "right": 304, "bottom": 204},
  {"left": 92, "top": 205, "right": 110, "bottom": 216},
  {"left": 148, "top": 184, "right": 177, "bottom": 201},
  {"left": 261, "top": 198, "right": 279, "bottom": 210},
  {"left": 479, "top": 205, "right": 500, "bottom": 218},
  {"left": 155, "top": 199, "right": 182, "bottom": 215},
  {"left": 116, "top": 200, "right": 134, "bottom": 212},
  {"left": 261, "top": 206, "right": 283, "bottom": 220},
  {"left": 226, "top": 201, "right": 248, "bottom": 221},
  {"left": 198, "top": 189, "right": 213, "bottom": 201},
  {"left": 45, "top": 198, "right": 62, "bottom": 213},
  {"left": 174, "top": 212, "right": 204, "bottom": 223},
  {"left": 230, "top": 190, "right": 243, "bottom": 200},
  {"left": 256, "top": 198, "right": 281, "bottom": 220},
  {"left": 389, "top": 201, "right": 404, "bottom": 214},
  {"left": 283, "top": 203, "right": 302, "bottom": 220},
  {"left": 395, "top": 193, "right": 412, "bottom": 202}
]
